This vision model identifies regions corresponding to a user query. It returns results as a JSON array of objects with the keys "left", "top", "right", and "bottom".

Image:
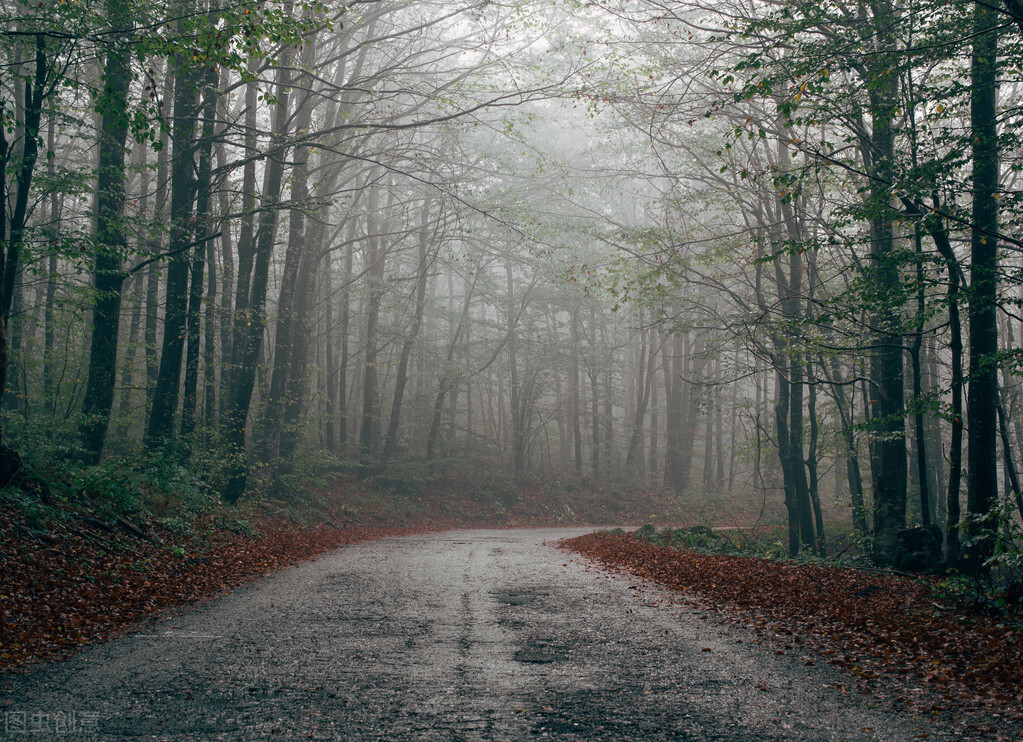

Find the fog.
[{"left": 2, "top": 0, "right": 1019, "bottom": 566}]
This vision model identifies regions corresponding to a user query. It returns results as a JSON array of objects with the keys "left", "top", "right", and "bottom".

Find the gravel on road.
[{"left": 2, "top": 528, "right": 958, "bottom": 740}]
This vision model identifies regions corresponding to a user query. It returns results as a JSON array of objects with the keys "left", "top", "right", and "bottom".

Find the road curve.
[{"left": 2, "top": 528, "right": 954, "bottom": 740}]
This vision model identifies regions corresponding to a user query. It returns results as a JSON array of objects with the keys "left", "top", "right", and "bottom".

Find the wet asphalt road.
[{"left": 1, "top": 528, "right": 959, "bottom": 740}]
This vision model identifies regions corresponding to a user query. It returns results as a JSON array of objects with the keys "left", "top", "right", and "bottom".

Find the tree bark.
[
  {"left": 383, "top": 199, "right": 436, "bottom": 460},
  {"left": 221, "top": 45, "right": 294, "bottom": 503},
  {"left": 964, "top": 2, "right": 999, "bottom": 573},
  {"left": 144, "top": 34, "right": 202, "bottom": 450},
  {"left": 256, "top": 70, "right": 316, "bottom": 470},
  {"left": 570, "top": 308, "right": 583, "bottom": 476},
  {"left": 0, "top": 33, "right": 46, "bottom": 472},
  {"left": 180, "top": 65, "right": 218, "bottom": 443},
  {"left": 865, "top": 30, "right": 907, "bottom": 566},
  {"left": 78, "top": 2, "right": 132, "bottom": 463}
]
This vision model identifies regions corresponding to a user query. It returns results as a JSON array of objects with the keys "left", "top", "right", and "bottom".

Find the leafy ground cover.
[
  {"left": 559, "top": 530, "right": 1023, "bottom": 732},
  {"left": 0, "top": 500, "right": 433, "bottom": 671},
  {"left": 1, "top": 460, "right": 715, "bottom": 673}
]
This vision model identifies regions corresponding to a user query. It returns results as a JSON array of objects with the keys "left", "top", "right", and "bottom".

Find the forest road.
[{"left": 2, "top": 527, "right": 957, "bottom": 741}]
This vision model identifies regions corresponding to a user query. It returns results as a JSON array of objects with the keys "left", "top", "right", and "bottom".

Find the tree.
[
  {"left": 79, "top": 0, "right": 134, "bottom": 464},
  {"left": 963, "top": 2, "right": 1000, "bottom": 573}
]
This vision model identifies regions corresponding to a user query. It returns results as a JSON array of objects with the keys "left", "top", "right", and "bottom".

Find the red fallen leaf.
[
  {"left": 559, "top": 532, "right": 1023, "bottom": 721},
  {"left": 1, "top": 499, "right": 448, "bottom": 672}
]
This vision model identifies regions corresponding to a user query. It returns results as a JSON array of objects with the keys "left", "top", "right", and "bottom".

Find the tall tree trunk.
[
  {"left": 569, "top": 307, "right": 583, "bottom": 476},
  {"left": 964, "top": 2, "right": 999, "bottom": 573},
  {"left": 256, "top": 74, "right": 316, "bottom": 469},
  {"left": 222, "top": 68, "right": 258, "bottom": 416},
  {"left": 337, "top": 221, "right": 356, "bottom": 454},
  {"left": 78, "top": 3, "right": 132, "bottom": 462},
  {"left": 180, "top": 65, "right": 217, "bottom": 443},
  {"left": 145, "top": 87, "right": 171, "bottom": 405},
  {"left": 114, "top": 138, "right": 150, "bottom": 441},
  {"left": 383, "top": 200, "right": 435, "bottom": 460},
  {"left": 215, "top": 72, "right": 234, "bottom": 422},
  {"left": 678, "top": 338, "right": 707, "bottom": 492},
  {"left": 910, "top": 229, "right": 931, "bottom": 526},
  {"left": 827, "top": 355, "right": 868, "bottom": 536},
  {"left": 115, "top": 278, "right": 144, "bottom": 441},
  {"left": 426, "top": 264, "right": 481, "bottom": 461},
  {"left": 0, "top": 33, "right": 46, "bottom": 475},
  {"left": 626, "top": 321, "right": 657, "bottom": 473},
  {"left": 144, "top": 37, "right": 202, "bottom": 449},
  {"left": 774, "top": 368, "right": 799, "bottom": 556},
  {"left": 588, "top": 306, "right": 600, "bottom": 478},
  {"left": 323, "top": 251, "right": 337, "bottom": 452},
  {"left": 648, "top": 358, "right": 659, "bottom": 484},
  {"left": 866, "top": 39, "right": 907, "bottom": 566},
  {"left": 506, "top": 262, "right": 524, "bottom": 472},
  {"left": 203, "top": 220, "right": 218, "bottom": 429},
  {"left": 221, "top": 45, "right": 293, "bottom": 503},
  {"left": 928, "top": 213, "right": 964, "bottom": 564},
  {"left": 277, "top": 205, "right": 323, "bottom": 463},
  {"left": 714, "top": 357, "right": 724, "bottom": 487},
  {"left": 358, "top": 191, "right": 386, "bottom": 469},
  {"left": 664, "top": 331, "right": 683, "bottom": 492},
  {"left": 806, "top": 356, "right": 826, "bottom": 556}
]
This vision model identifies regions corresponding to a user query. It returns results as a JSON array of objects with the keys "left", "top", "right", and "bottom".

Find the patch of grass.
[{"left": 634, "top": 523, "right": 728, "bottom": 553}]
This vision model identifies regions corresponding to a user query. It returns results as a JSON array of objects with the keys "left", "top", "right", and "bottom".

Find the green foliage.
[
  {"left": 2, "top": 413, "right": 227, "bottom": 530},
  {"left": 373, "top": 458, "right": 441, "bottom": 497},
  {"left": 633, "top": 523, "right": 728, "bottom": 553},
  {"left": 931, "top": 571, "right": 1023, "bottom": 620},
  {"left": 0, "top": 487, "right": 60, "bottom": 533}
]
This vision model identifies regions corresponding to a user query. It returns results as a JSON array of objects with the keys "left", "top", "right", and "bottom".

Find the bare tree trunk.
[
  {"left": 588, "top": 306, "right": 600, "bottom": 477},
  {"left": 180, "top": 65, "right": 218, "bottom": 444},
  {"left": 506, "top": 263, "right": 524, "bottom": 473},
  {"left": 910, "top": 228, "right": 931, "bottom": 527},
  {"left": 715, "top": 357, "right": 725, "bottom": 488},
  {"left": 145, "top": 86, "right": 171, "bottom": 407},
  {"left": 383, "top": 200, "right": 435, "bottom": 460},
  {"left": 625, "top": 319, "right": 657, "bottom": 473},
  {"left": 323, "top": 251, "right": 336, "bottom": 452},
  {"left": 964, "top": 1, "right": 999, "bottom": 572},
  {"left": 679, "top": 338, "right": 708, "bottom": 493},
  {"left": 256, "top": 75, "right": 316, "bottom": 469},
  {"left": 806, "top": 356, "right": 826, "bottom": 556},
  {"left": 337, "top": 221, "right": 355, "bottom": 454},
  {"left": 42, "top": 113, "right": 59, "bottom": 417},
  {"left": 115, "top": 277, "right": 144, "bottom": 441},
  {"left": 79, "top": 3, "right": 133, "bottom": 463},
  {"left": 664, "top": 332, "right": 682, "bottom": 491},
  {"left": 774, "top": 367, "right": 799, "bottom": 556},
  {"left": 222, "top": 69, "right": 259, "bottom": 419},
  {"left": 145, "top": 37, "right": 202, "bottom": 449},
  {"left": 648, "top": 359, "right": 659, "bottom": 484},
  {"left": 427, "top": 264, "right": 481, "bottom": 461},
  {"left": 569, "top": 307, "right": 583, "bottom": 476},
  {"left": 826, "top": 355, "right": 868, "bottom": 536},
  {"left": 358, "top": 190, "right": 386, "bottom": 469},
  {"left": 865, "top": 22, "right": 907, "bottom": 566},
  {"left": 221, "top": 47, "right": 294, "bottom": 503}
]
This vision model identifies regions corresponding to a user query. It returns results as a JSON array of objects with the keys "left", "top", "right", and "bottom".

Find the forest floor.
[
  {"left": 4, "top": 528, "right": 1008, "bottom": 741},
  {"left": 560, "top": 530, "right": 1023, "bottom": 738},
  {"left": 10, "top": 471, "right": 1017, "bottom": 737},
  {"left": 1, "top": 469, "right": 737, "bottom": 672}
]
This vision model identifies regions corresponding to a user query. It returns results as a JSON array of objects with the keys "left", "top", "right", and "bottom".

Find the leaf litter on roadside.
[
  {"left": 0, "top": 501, "right": 431, "bottom": 671},
  {"left": 559, "top": 531, "right": 1023, "bottom": 726}
]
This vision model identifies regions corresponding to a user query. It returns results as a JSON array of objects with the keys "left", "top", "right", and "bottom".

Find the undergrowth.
[{"left": 627, "top": 522, "right": 1023, "bottom": 621}]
